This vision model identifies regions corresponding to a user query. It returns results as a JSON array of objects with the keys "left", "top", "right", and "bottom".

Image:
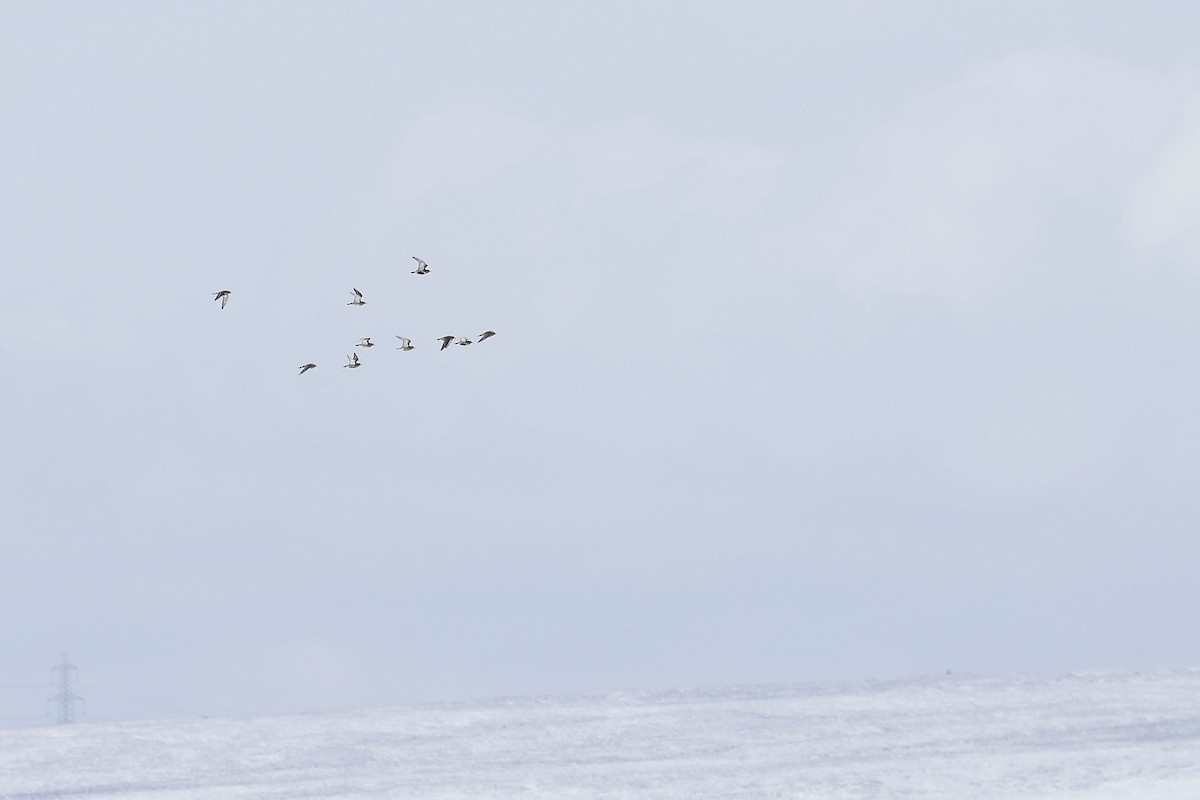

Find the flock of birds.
[{"left": 211, "top": 256, "right": 496, "bottom": 374}]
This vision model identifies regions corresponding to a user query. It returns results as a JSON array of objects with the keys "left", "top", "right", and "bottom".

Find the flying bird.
[
  {"left": 395, "top": 336, "right": 414, "bottom": 351},
  {"left": 437, "top": 335, "right": 455, "bottom": 351},
  {"left": 213, "top": 290, "right": 231, "bottom": 309},
  {"left": 411, "top": 257, "right": 430, "bottom": 275},
  {"left": 298, "top": 363, "right": 317, "bottom": 375},
  {"left": 356, "top": 337, "right": 375, "bottom": 348},
  {"left": 347, "top": 288, "right": 366, "bottom": 306},
  {"left": 455, "top": 337, "right": 473, "bottom": 346},
  {"left": 344, "top": 353, "right": 361, "bottom": 368},
  {"left": 477, "top": 330, "right": 496, "bottom": 342}
]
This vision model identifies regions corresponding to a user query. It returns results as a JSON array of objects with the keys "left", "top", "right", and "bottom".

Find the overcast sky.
[{"left": 5, "top": 1, "right": 1200, "bottom": 722}]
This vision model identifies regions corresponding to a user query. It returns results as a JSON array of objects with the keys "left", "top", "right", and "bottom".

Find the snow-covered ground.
[{"left": 3, "top": 670, "right": 1199, "bottom": 799}]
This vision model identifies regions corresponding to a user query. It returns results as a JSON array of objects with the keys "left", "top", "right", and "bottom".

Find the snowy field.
[{"left": 3, "top": 670, "right": 1200, "bottom": 799}]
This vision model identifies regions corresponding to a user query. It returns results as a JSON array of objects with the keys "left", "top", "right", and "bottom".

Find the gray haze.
[{"left": 4, "top": 1, "right": 1200, "bottom": 721}]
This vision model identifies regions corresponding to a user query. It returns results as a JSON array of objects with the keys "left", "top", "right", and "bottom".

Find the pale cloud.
[
  {"left": 805, "top": 53, "right": 1190, "bottom": 301},
  {"left": 571, "top": 120, "right": 780, "bottom": 218},
  {"left": 383, "top": 112, "right": 780, "bottom": 222},
  {"left": 387, "top": 105, "right": 551, "bottom": 203},
  {"left": 1125, "top": 96, "right": 1200, "bottom": 259},
  {"left": 572, "top": 121, "right": 679, "bottom": 193},
  {"left": 0, "top": 309, "right": 79, "bottom": 361},
  {"left": 950, "top": 368, "right": 1111, "bottom": 499}
]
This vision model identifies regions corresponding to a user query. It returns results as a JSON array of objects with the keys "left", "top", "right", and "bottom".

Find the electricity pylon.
[{"left": 48, "top": 653, "right": 84, "bottom": 724}]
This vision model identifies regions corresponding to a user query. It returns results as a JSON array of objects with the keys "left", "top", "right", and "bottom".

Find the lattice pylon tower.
[{"left": 49, "top": 653, "right": 84, "bottom": 724}]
